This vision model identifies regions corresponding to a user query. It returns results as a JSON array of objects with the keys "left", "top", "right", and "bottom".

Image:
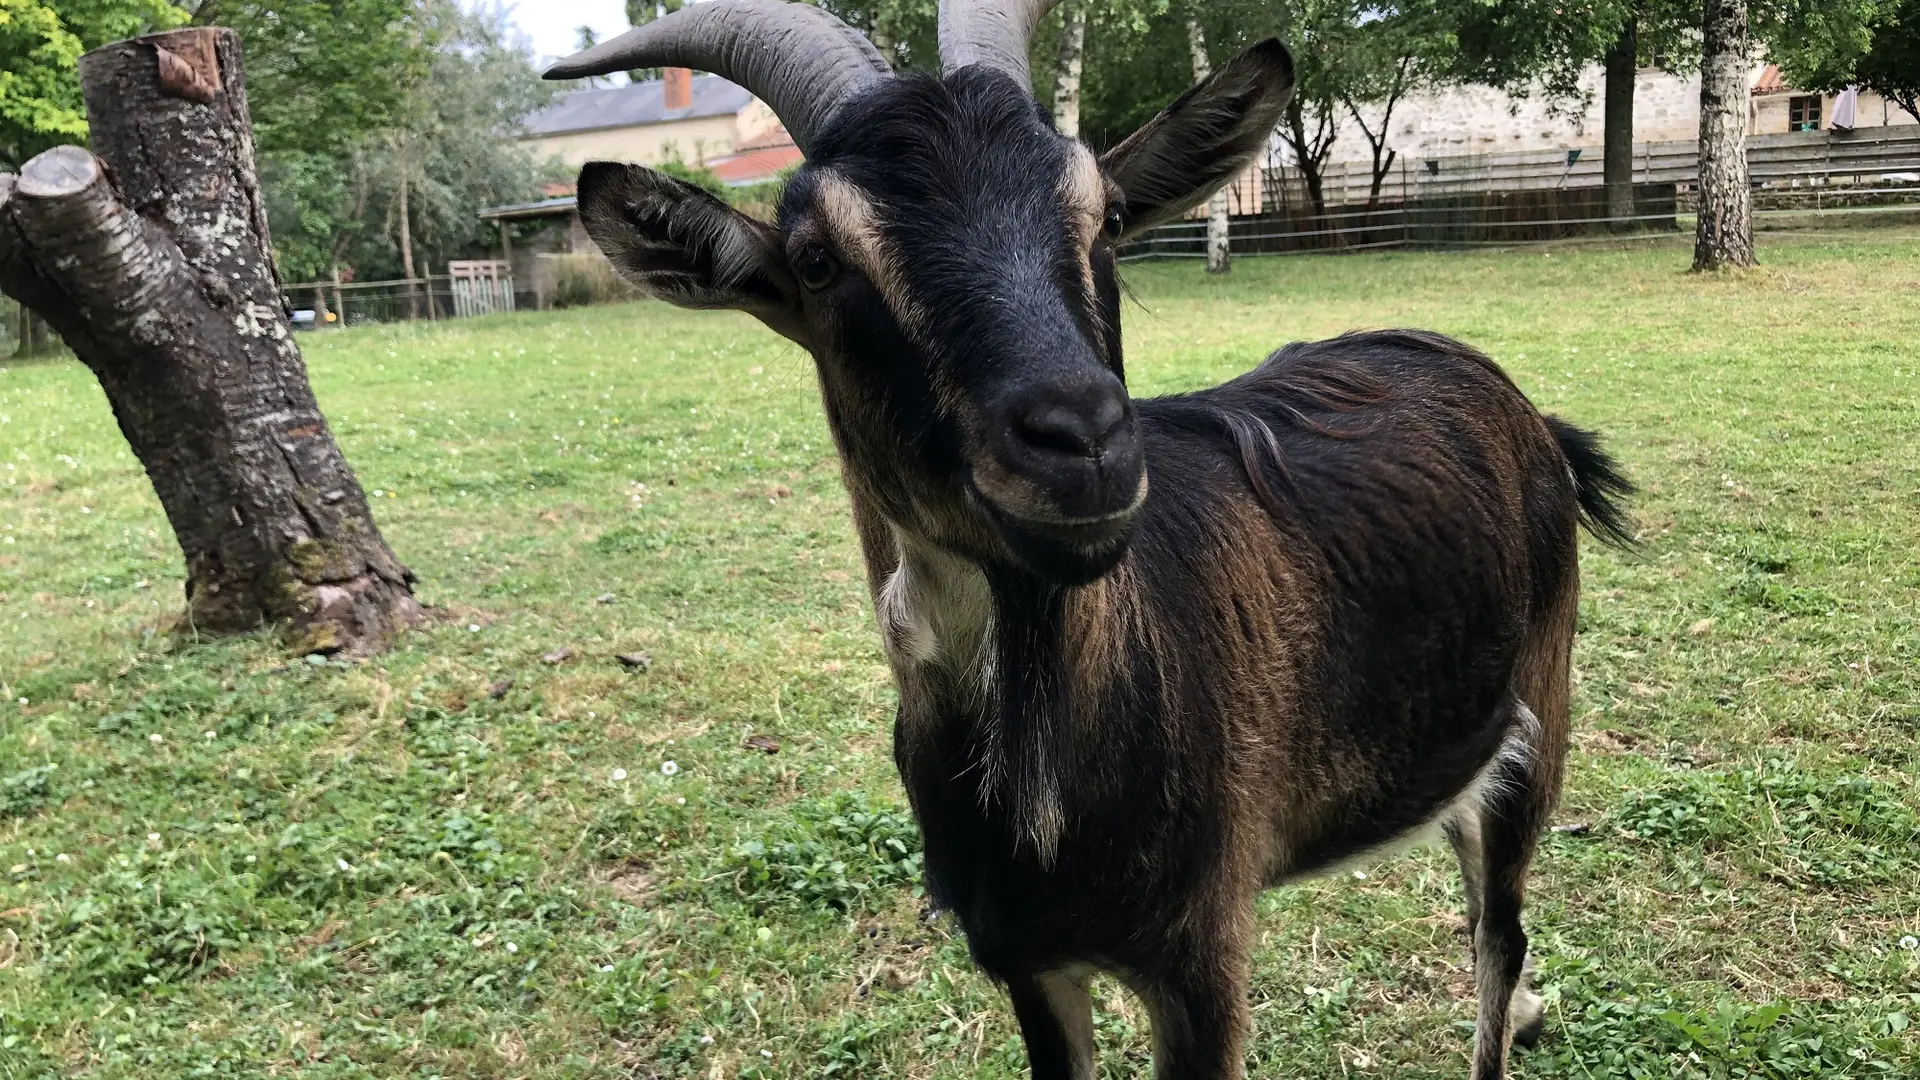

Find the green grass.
[{"left": 3, "top": 231, "right": 1919, "bottom": 1078}]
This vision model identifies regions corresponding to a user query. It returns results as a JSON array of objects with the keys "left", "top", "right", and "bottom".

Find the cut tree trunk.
[
  {"left": 1603, "top": 19, "right": 1638, "bottom": 228},
  {"left": 1694, "top": 0, "right": 1756, "bottom": 269},
  {"left": 1052, "top": 1, "right": 1087, "bottom": 139},
  {"left": 1187, "top": 19, "right": 1231, "bottom": 274},
  {"left": 0, "top": 27, "right": 421, "bottom": 655}
]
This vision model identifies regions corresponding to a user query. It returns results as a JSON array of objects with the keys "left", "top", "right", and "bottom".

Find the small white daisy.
[
  {"left": 660, "top": 760, "right": 680, "bottom": 776},
  {"left": 610, "top": 767, "right": 628, "bottom": 781}
]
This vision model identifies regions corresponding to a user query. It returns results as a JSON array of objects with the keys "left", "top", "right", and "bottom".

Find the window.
[{"left": 1789, "top": 95, "right": 1822, "bottom": 132}]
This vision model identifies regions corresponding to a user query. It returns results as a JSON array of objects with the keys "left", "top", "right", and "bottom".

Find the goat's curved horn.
[
  {"left": 937, "top": 0, "right": 1062, "bottom": 85},
  {"left": 544, "top": 0, "right": 889, "bottom": 153}
]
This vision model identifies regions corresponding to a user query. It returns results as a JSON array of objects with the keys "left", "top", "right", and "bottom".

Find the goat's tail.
[{"left": 1546, "top": 416, "right": 1636, "bottom": 549}]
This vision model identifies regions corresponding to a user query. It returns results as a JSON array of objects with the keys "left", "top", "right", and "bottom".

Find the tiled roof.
[{"left": 525, "top": 74, "right": 754, "bottom": 136}]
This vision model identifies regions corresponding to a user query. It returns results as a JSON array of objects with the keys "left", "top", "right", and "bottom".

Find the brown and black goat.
[{"left": 549, "top": 2, "right": 1632, "bottom": 1076}]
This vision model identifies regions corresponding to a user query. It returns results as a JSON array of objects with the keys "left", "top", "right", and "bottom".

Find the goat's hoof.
[{"left": 1511, "top": 987, "right": 1546, "bottom": 1049}]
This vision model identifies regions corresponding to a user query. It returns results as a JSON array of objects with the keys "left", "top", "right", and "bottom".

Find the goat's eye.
[
  {"left": 794, "top": 245, "right": 838, "bottom": 291},
  {"left": 1101, "top": 208, "right": 1125, "bottom": 242}
]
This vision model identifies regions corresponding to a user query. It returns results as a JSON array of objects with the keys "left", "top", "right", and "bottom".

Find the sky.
[{"left": 500, "top": 0, "right": 634, "bottom": 68}]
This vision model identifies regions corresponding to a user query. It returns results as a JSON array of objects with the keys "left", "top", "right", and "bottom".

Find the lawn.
[{"left": 2, "top": 232, "right": 1918, "bottom": 1079}]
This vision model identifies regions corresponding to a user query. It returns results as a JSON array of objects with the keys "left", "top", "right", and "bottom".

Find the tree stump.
[{"left": 0, "top": 27, "right": 421, "bottom": 655}]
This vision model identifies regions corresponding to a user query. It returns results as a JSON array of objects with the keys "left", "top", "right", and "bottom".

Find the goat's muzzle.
[{"left": 972, "top": 371, "right": 1145, "bottom": 583}]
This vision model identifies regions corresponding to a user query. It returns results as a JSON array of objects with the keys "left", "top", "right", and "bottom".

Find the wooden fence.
[{"left": 1132, "top": 124, "right": 1920, "bottom": 259}]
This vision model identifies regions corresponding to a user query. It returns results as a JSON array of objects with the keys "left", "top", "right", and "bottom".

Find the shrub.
[{"left": 537, "top": 252, "right": 638, "bottom": 309}]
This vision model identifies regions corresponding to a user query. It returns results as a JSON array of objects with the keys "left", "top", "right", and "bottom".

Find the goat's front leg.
[
  {"left": 1006, "top": 968, "right": 1096, "bottom": 1080},
  {"left": 1139, "top": 952, "right": 1252, "bottom": 1080}
]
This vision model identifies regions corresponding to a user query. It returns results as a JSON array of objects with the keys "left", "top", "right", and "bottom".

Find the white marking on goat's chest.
[{"left": 877, "top": 530, "right": 994, "bottom": 683}]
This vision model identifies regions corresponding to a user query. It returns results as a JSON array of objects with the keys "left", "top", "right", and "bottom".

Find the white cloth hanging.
[{"left": 1831, "top": 86, "right": 1859, "bottom": 130}]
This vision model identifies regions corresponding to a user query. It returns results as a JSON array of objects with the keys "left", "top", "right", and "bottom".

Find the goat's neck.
[{"left": 875, "top": 524, "right": 995, "bottom": 680}]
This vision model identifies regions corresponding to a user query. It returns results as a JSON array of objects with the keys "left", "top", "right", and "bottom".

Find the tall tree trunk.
[
  {"left": 1187, "top": 19, "right": 1231, "bottom": 274},
  {"left": 1603, "top": 18, "right": 1638, "bottom": 227},
  {"left": 0, "top": 28, "right": 421, "bottom": 655},
  {"left": 396, "top": 136, "right": 421, "bottom": 318},
  {"left": 1052, "top": 1, "right": 1087, "bottom": 139},
  {"left": 1694, "top": 0, "right": 1755, "bottom": 269}
]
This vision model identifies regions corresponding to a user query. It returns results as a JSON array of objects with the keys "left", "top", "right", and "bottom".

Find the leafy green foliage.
[
  {"left": 42, "top": 857, "right": 268, "bottom": 991},
  {"left": 0, "top": 762, "right": 56, "bottom": 817},
  {"left": 262, "top": 0, "right": 557, "bottom": 282},
  {"left": 0, "top": 0, "right": 185, "bottom": 168},
  {"left": 195, "top": 0, "right": 418, "bottom": 161},
  {"left": 1774, "top": 0, "right": 1920, "bottom": 122},
  {"left": 727, "top": 792, "right": 923, "bottom": 912}
]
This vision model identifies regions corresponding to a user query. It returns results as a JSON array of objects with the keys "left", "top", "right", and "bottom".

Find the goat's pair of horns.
[{"left": 544, "top": 0, "right": 1062, "bottom": 153}]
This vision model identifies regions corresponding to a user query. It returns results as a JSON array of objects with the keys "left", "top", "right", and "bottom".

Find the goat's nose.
[
  {"left": 995, "top": 374, "right": 1143, "bottom": 520},
  {"left": 1013, "top": 391, "right": 1128, "bottom": 460}
]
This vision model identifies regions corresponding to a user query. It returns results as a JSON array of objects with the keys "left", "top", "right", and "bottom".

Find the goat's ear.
[
  {"left": 575, "top": 161, "right": 805, "bottom": 344},
  {"left": 1098, "top": 39, "right": 1293, "bottom": 239}
]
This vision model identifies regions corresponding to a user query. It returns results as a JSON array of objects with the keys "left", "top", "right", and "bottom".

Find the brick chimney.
[{"left": 663, "top": 67, "right": 692, "bottom": 111}]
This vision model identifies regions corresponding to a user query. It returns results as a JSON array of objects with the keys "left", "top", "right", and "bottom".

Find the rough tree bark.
[
  {"left": 1693, "top": 0, "right": 1756, "bottom": 269},
  {"left": 1052, "top": 0, "right": 1087, "bottom": 139},
  {"left": 0, "top": 28, "right": 421, "bottom": 654},
  {"left": 1187, "top": 19, "right": 1231, "bottom": 274},
  {"left": 1603, "top": 18, "right": 1638, "bottom": 227}
]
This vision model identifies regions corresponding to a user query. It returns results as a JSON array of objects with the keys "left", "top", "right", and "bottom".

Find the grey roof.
[
  {"left": 524, "top": 74, "right": 755, "bottom": 137},
  {"left": 477, "top": 196, "right": 577, "bottom": 221}
]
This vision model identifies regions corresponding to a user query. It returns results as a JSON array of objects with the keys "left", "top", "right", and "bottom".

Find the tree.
[
  {"left": 1775, "top": 0, "right": 1918, "bottom": 123},
  {"left": 1185, "top": 17, "right": 1234, "bottom": 272},
  {"left": 1333, "top": 4, "right": 1455, "bottom": 210},
  {"left": 358, "top": 1, "right": 555, "bottom": 284},
  {"left": 1694, "top": 0, "right": 1755, "bottom": 268},
  {"left": 0, "top": 27, "right": 420, "bottom": 653},
  {"left": 1443, "top": 0, "right": 1697, "bottom": 228},
  {"left": 1052, "top": 0, "right": 1089, "bottom": 136},
  {"left": 184, "top": 0, "right": 423, "bottom": 282},
  {"left": 260, "top": 0, "right": 555, "bottom": 284}
]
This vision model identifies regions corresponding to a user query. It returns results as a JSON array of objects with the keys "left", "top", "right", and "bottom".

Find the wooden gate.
[{"left": 448, "top": 260, "right": 515, "bottom": 317}]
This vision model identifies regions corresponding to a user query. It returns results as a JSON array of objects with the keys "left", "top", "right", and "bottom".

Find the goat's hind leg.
[
  {"left": 1465, "top": 705, "right": 1552, "bottom": 1079},
  {"left": 1005, "top": 969, "right": 1096, "bottom": 1080},
  {"left": 1452, "top": 804, "right": 1545, "bottom": 1063}
]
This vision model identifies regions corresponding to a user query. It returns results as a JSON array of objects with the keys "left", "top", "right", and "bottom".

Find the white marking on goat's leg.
[{"left": 1446, "top": 807, "right": 1485, "bottom": 936}]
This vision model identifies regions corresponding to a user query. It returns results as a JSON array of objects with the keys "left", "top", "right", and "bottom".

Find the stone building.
[{"left": 1329, "top": 60, "right": 1916, "bottom": 168}]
